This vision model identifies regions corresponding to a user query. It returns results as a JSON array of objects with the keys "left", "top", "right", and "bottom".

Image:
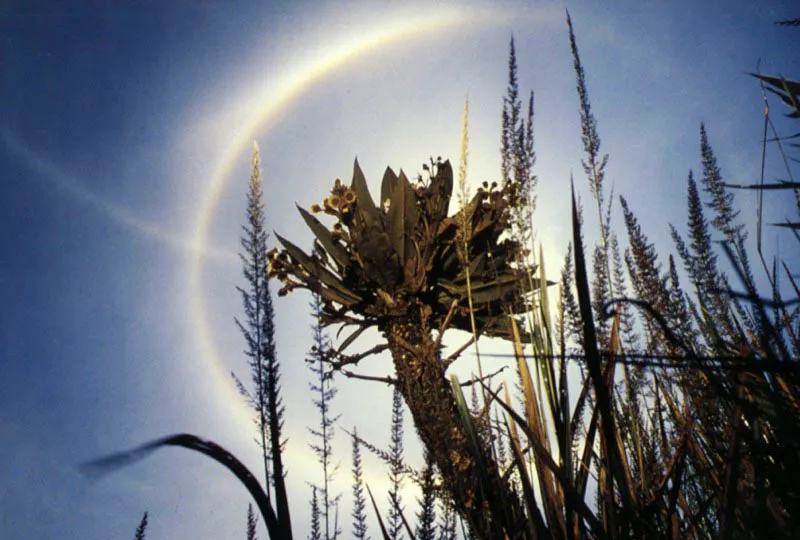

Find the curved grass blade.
[{"left": 80, "top": 433, "right": 285, "bottom": 539}]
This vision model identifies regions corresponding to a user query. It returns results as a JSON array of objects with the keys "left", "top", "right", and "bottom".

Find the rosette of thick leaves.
[{"left": 269, "top": 158, "right": 538, "bottom": 339}]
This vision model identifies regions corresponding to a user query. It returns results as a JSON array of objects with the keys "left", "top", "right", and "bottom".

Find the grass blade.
[
  {"left": 571, "top": 183, "right": 640, "bottom": 535},
  {"left": 366, "top": 484, "right": 392, "bottom": 540},
  {"left": 80, "top": 433, "right": 284, "bottom": 538},
  {"left": 485, "top": 382, "right": 608, "bottom": 538}
]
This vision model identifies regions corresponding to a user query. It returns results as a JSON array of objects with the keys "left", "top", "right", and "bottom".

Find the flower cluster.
[
  {"left": 266, "top": 247, "right": 298, "bottom": 297},
  {"left": 475, "top": 179, "right": 514, "bottom": 232},
  {"left": 310, "top": 178, "right": 358, "bottom": 222}
]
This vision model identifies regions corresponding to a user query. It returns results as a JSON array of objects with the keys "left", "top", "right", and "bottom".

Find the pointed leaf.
[
  {"left": 572, "top": 185, "right": 638, "bottom": 520},
  {"left": 440, "top": 271, "right": 534, "bottom": 305},
  {"left": 380, "top": 166, "right": 398, "bottom": 211},
  {"left": 772, "top": 221, "right": 800, "bottom": 229},
  {"left": 400, "top": 171, "right": 420, "bottom": 261},
  {"left": 486, "top": 383, "right": 607, "bottom": 537},
  {"left": 454, "top": 252, "right": 487, "bottom": 283},
  {"left": 276, "top": 233, "right": 361, "bottom": 303},
  {"left": 366, "top": 484, "right": 391, "bottom": 540},
  {"left": 318, "top": 285, "right": 361, "bottom": 308},
  {"left": 386, "top": 170, "right": 418, "bottom": 265},
  {"left": 297, "top": 205, "right": 349, "bottom": 269},
  {"left": 426, "top": 160, "right": 454, "bottom": 222},
  {"left": 336, "top": 323, "right": 369, "bottom": 355},
  {"left": 450, "top": 375, "right": 517, "bottom": 534},
  {"left": 751, "top": 73, "right": 800, "bottom": 98},
  {"left": 351, "top": 158, "right": 381, "bottom": 229},
  {"left": 511, "top": 317, "right": 565, "bottom": 534},
  {"left": 504, "top": 419, "right": 547, "bottom": 538}
]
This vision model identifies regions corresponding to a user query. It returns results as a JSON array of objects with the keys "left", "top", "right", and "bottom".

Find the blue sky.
[{"left": 1, "top": 1, "right": 798, "bottom": 538}]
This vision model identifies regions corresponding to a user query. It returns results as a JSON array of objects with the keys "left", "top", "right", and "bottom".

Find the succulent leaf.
[
  {"left": 296, "top": 205, "right": 349, "bottom": 270},
  {"left": 351, "top": 158, "right": 381, "bottom": 229},
  {"left": 426, "top": 160, "right": 454, "bottom": 222},
  {"left": 386, "top": 169, "right": 418, "bottom": 266},
  {"left": 335, "top": 323, "right": 370, "bottom": 355},
  {"left": 275, "top": 233, "right": 361, "bottom": 303},
  {"left": 380, "top": 166, "right": 398, "bottom": 212}
]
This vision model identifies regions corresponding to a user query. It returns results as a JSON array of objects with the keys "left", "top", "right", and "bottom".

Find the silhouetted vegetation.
[
  {"left": 132, "top": 511, "right": 148, "bottom": 540},
  {"left": 234, "top": 143, "right": 292, "bottom": 538},
  {"left": 307, "top": 293, "right": 342, "bottom": 540},
  {"left": 350, "top": 428, "right": 370, "bottom": 540},
  {"left": 247, "top": 504, "right": 258, "bottom": 540},
  {"left": 84, "top": 10, "right": 800, "bottom": 540}
]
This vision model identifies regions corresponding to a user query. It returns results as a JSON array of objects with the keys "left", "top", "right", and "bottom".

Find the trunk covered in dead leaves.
[{"left": 383, "top": 316, "right": 530, "bottom": 539}]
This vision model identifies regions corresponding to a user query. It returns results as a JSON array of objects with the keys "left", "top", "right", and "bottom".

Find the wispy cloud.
[{"left": 1, "top": 129, "right": 238, "bottom": 264}]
